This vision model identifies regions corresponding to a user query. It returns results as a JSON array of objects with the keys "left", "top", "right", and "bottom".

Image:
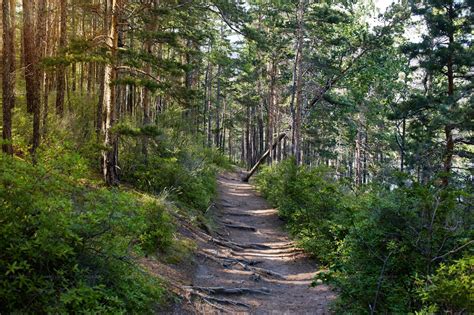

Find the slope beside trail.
[{"left": 182, "top": 171, "right": 335, "bottom": 314}]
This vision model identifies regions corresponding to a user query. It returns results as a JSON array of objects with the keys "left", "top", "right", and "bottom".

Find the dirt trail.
[{"left": 186, "top": 172, "right": 335, "bottom": 314}]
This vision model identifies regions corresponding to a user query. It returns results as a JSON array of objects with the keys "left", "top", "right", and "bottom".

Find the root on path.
[
  {"left": 197, "top": 251, "right": 286, "bottom": 280},
  {"left": 189, "top": 286, "right": 271, "bottom": 295},
  {"left": 188, "top": 289, "right": 251, "bottom": 310},
  {"left": 223, "top": 222, "right": 257, "bottom": 232}
]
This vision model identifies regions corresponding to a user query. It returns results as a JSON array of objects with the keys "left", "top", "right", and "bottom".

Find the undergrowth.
[
  {"left": 255, "top": 158, "right": 473, "bottom": 313},
  {"left": 0, "top": 100, "right": 231, "bottom": 313},
  {"left": 0, "top": 153, "right": 169, "bottom": 313}
]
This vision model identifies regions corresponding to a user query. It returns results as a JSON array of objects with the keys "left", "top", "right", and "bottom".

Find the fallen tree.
[{"left": 242, "top": 132, "right": 287, "bottom": 182}]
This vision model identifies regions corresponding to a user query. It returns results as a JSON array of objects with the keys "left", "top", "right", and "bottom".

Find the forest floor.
[{"left": 145, "top": 171, "right": 335, "bottom": 314}]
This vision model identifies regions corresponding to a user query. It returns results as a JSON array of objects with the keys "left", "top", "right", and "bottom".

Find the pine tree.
[{"left": 403, "top": 0, "right": 473, "bottom": 186}]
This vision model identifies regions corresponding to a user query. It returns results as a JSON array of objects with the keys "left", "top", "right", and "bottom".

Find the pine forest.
[{"left": 0, "top": 0, "right": 473, "bottom": 313}]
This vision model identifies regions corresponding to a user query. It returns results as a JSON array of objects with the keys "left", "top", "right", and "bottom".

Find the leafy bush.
[
  {"left": 0, "top": 153, "right": 171, "bottom": 313},
  {"left": 119, "top": 127, "right": 229, "bottom": 211},
  {"left": 138, "top": 198, "right": 175, "bottom": 254},
  {"left": 415, "top": 256, "right": 474, "bottom": 313},
  {"left": 255, "top": 158, "right": 353, "bottom": 264},
  {"left": 255, "top": 159, "right": 473, "bottom": 313}
]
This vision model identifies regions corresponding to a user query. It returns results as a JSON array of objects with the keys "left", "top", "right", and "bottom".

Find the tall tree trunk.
[
  {"left": 251, "top": 103, "right": 257, "bottom": 164},
  {"left": 207, "top": 65, "right": 213, "bottom": 147},
  {"left": 400, "top": 117, "right": 406, "bottom": 172},
  {"left": 101, "top": 0, "right": 120, "bottom": 185},
  {"left": 221, "top": 97, "right": 226, "bottom": 152},
  {"left": 363, "top": 129, "right": 368, "bottom": 184},
  {"left": 23, "top": 0, "right": 41, "bottom": 157},
  {"left": 203, "top": 52, "right": 211, "bottom": 145},
  {"left": 2, "top": 0, "right": 16, "bottom": 155},
  {"left": 96, "top": 66, "right": 105, "bottom": 137},
  {"left": 38, "top": 0, "right": 47, "bottom": 132},
  {"left": 240, "top": 131, "right": 245, "bottom": 164},
  {"left": 294, "top": 0, "right": 305, "bottom": 165},
  {"left": 355, "top": 128, "right": 362, "bottom": 186},
  {"left": 228, "top": 126, "right": 232, "bottom": 161},
  {"left": 96, "top": 0, "right": 107, "bottom": 138},
  {"left": 442, "top": 11, "right": 455, "bottom": 187},
  {"left": 142, "top": 7, "right": 154, "bottom": 158},
  {"left": 267, "top": 59, "right": 276, "bottom": 165},
  {"left": 55, "top": 0, "right": 67, "bottom": 116},
  {"left": 246, "top": 104, "right": 252, "bottom": 168},
  {"left": 215, "top": 64, "right": 222, "bottom": 148}
]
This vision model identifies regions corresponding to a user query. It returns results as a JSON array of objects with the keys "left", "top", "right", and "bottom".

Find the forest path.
[{"left": 188, "top": 171, "right": 335, "bottom": 314}]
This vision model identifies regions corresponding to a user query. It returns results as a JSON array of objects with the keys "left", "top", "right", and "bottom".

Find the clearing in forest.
[{"left": 179, "top": 172, "right": 335, "bottom": 314}]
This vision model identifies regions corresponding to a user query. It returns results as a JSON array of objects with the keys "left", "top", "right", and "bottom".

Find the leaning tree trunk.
[
  {"left": 2, "top": 0, "right": 16, "bottom": 155},
  {"left": 243, "top": 133, "right": 287, "bottom": 182}
]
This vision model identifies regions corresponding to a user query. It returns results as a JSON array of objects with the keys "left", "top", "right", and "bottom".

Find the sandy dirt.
[{"left": 182, "top": 172, "right": 335, "bottom": 314}]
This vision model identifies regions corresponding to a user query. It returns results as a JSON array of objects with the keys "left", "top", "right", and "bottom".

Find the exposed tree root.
[
  {"left": 200, "top": 297, "right": 233, "bottom": 313},
  {"left": 170, "top": 212, "right": 262, "bottom": 250},
  {"left": 217, "top": 239, "right": 272, "bottom": 250},
  {"left": 242, "top": 264, "right": 285, "bottom": 279},
  {"left": 199, "top": 250, "right": 262, "bottom": 267},
  {"left": 198, "top": 250, "right": 286, "bottom": 280},
  {"left": 209, "top": 237, "right": 246, "bottom": 250},
  {"left": 189, "top": 286, "right": 271, "bottom": 295},
  {"left": 188, "top": 289, "right": 251, "bottom": 309},
  {"left": 242, "top": 248, "right": 305, "bottom": 255},
  {"left": 223, "top": 212, "right": 252, "bottom": 217},
  {"left": 220, "top": 202, "right": 238, "bottom": 208},
  {"left": 223, "top": 223, "right": 257, "bottom": 232},
  {"left": 231, "top": 249, "right": 305, "bottom": 259}
]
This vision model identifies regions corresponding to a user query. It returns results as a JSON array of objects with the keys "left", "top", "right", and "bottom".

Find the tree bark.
[
  {"left": 294, "top": 0, "right": 305, "bottom": 165},
  {"left": 55, "top": 0, "right": 67, "bottom": 116},
  {"left": 101, "top": 0, "right": 120, "bottom": 185},
  {"left": 246, "top": 104, "right": 251, "bottom": 168},
  {"left": 267, "top": 59, "right": 276, "bottom": 165},
  {"left": 355, "top": 128, "right": 362, "bottom": 186},
  {"left": 2, "top": 0, "right": 16, "bottom": 155},
  {"left": 23, "top": 0, "right": 41, "bottom": 157},
  {"left": 37, "top": 0, "right": 47, "bottom": 132},
  {"left": 142, "top": 4, "right": 154, "bottom": 158},
  {"left": 215, "top": 64, "right": 222, "bottom": 148},
  {"left": 442, "top": 7, "right": 455, "bottom": 187}
]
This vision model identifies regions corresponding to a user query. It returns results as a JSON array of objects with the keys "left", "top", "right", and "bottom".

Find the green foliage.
[
  {"left": 415, "top": 256, "right": 474, "bottom": 314},
  {"left": 0, "top": 153, "right": 172, "bottom": 313},
  {"left": 119, "top": 122, "right": 231, "bottom": 211},
  {"left": 138, "top": 198, "right": 175, "bottom": 255},
  {"left": 255, "top": 160, "right": 472, "bottom": 313},
  {"left": 255, "top": 158, "right": 353, "bottom": 264}
]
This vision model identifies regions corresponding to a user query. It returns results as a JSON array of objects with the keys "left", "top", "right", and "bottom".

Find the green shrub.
[
  {"left": 0, "top": 153, "right": 169, "bottom": 313},
  {"left": 416, "top": 256, "right": 474, "bottom": 313},
  {"left": 255, "top": 159, "right": 472, "bottom": 313},
  {"left": 138, "top": 198, "right": 175, "bottom": 254},
  {"left": 256, "top": 158, "right": 353, "bottom": 264},
  {"left": 119, "top": 127, "right": 223, "bottom": 211}
]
